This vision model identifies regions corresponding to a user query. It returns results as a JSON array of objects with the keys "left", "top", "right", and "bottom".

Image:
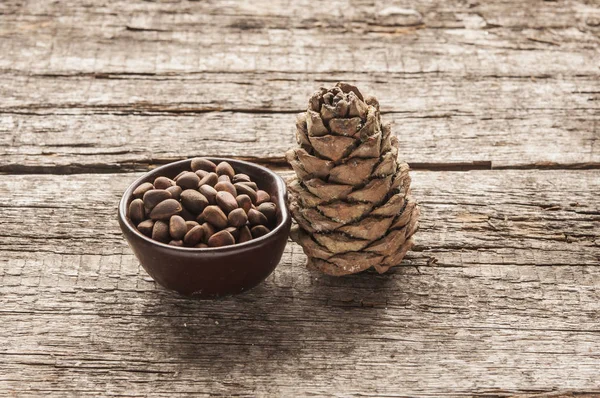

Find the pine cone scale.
[
  {"left": 329, "top": 158, "right": 379, "bottom": 186},
  {"left": 317, "top": 201, "right": 373, "bottom": 223},
  {"left": 309, "top": 135, "right": 356, "bottom": 161},
  {"left": 329, "top": 117, "right": 362, "bottom": 136}
]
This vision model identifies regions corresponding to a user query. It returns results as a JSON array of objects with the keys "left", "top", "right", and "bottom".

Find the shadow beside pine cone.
[{"left": 286, "top": 82, "right": 420, "bottom": 276}]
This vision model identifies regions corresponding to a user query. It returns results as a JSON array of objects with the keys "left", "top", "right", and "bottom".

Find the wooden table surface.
[{"left": 2, "top": 1, "right": 600, "bottom": 397}]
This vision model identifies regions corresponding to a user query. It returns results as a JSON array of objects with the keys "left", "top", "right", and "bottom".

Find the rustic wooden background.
[{"left": 1, "top": 0, "right": 600, "bottom": 396}]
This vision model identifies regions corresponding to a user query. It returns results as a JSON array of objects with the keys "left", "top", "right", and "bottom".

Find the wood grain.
[
  {"left": 1, "top": 74, "right": 599, "bottom": 171},
  {"left": 1, "top": 0, "right": 599, "bottom": 396},
  {"left": 1, "top": 171, "right": 599, "bottom": 396},
  {"left": 0, "top": 170, "right": 598, "bottom": 262},
  {"left": 1, "top": 0, "right": 599, "bottom": 76},
  {"left": 2, "top": 258, "right": 600, "bottom": 397},
  {"left": 1, "top": 0, "right": 598, "bottom": 171}
]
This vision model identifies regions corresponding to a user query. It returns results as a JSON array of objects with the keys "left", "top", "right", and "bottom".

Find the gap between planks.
[{"left": 3, "top": 159, "right": 600, "bottom": 175}]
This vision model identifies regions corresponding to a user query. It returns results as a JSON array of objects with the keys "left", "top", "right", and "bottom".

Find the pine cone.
[{"left": 286, "top": 83, "right": 420, "bottom": 276}]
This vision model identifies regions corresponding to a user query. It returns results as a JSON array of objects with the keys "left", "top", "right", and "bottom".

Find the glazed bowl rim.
[{"left": 118, "top": 157, "right": 290, "bottom": 252}]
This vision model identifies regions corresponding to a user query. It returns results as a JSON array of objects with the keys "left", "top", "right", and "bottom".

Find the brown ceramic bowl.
[{"left": 118, "top": 158, "right": 291, "bottom": 298}]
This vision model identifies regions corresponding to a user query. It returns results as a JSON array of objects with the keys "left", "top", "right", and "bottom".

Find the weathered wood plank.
[
  {"left": 1, "top": 258, "right": 600, "bottom": 397},
  {"left": 0, "top": 170, "right": 598, "bottom": 262},
  {"left": 0, "top": 0, "right": 598, "bottom": 77},
  {"left": 1, "top": 1, "right": 598, "bottom": 171},
  {"left": 5, "top": 73, "right": 598, "bottom": 114},
  {"left": 2, "top": 109, "right": 598, "bottom": 172},
  {"left": 2, "top": 0, "right": 598, "bottom": 31},
  {"left": 1, "top": 170, "right": 600, "bottom": 398}
]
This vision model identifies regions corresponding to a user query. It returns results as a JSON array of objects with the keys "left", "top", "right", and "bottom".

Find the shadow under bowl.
[{"left": 118, "top": 158, "right": 292, "bottom": 298}]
